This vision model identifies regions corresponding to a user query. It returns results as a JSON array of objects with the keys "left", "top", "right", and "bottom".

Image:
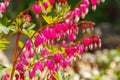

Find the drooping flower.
[
  {"left": 28, "top": 48, "right": 34, "bottom": 58},
  {"left": 68, "top": 33, "right": 76, "bottom": 42},
  {"left": 49, "top": 0, "right": 55, "bottom": 5},
  {"left": 29, "top": 69, "right": 36, "bottom": 79},
  {"left": 91, "top": 0, "right": 97, "bottom": 11},
  {"left": 32, "top": 3, "right": 41, "bottom": 14},
  {"left": 34, "top": 34, "right": 46, "bottom": 48},
  {"left": 80, "top": 4, "right": 88, "bottom": 18},
  {"left": 43, "top": 28, "right": 57, "bottom": 39},
  {"left": 0, "top": 3, "right": 6, "bottom": 13},
  {"left": 60, "top": 58, "right": 70, "bottom": 68},
  {"left": 53, "top": 53, "right": 63, "bottom": 63},
  {"left": 41, "top": 48, "right": 50, "bottom": 57},
  {"left": 82, "top": 37, "right": 90, "bottom": 46},
  {"left": 65, "top": 48, "right": 75, "bottom": 57},
  {"left": 46, "top": 59, "right": 55, "bottom": 70},
  {"left": 3, "top": 73, "right": 9, "bottom": 80},
  {"left": 25, "top": 40, "right": 32, "bottom": 51},
  {"left": 33, "top": 61, "right": 44, "bottom": 72},
  {"left": 43, "top": 2, "right": 48, "bottom": 9}
]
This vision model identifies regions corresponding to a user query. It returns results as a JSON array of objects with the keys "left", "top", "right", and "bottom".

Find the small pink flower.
[
  {"left": 43, "top": 2, "right": 48, "bottom": 9},
  {"left": 61, "top": 40, "right": 67, "bottom": 47},
  {"left": 79, "top": 45, "right": 85, "bottom": 53},
  {"left": 32, "top": 3, "right": 41, "bottom": 14},
  {"left": 80, "top": 4, "right": 87, "bottom": 14},
  {"left": 5, "top": 0, "right": 10, "bottom": 6},
  {"left": 3, "top": 73, "right": 9, "bottom": 80},
  {"left": 15, "top": 74, "right": 19, "bottom": 80},
  {"left": 91, "top": 0, "right": 97, "bottom": 6},
  {"left": 28, "top": 48, "right": 34, "bottom": 58},
  {"left": 68, "top": 33, "right": 76, "bottom": 42},
  {"left": 49, "top": 0, "right": 55, "bottom": 5},
  {"left": 0, "top": 3, "right": 6, "bottom": 13},
  {"left": 82, "top": 37, "right": 90, "bottom": 46},
  {"left": 61, "top": 23, "right": 69, "bottom": 32},
  {"left": 84, "top": 0, "right": 90, "bottom": 7},
  {"left": 16, "top": 62, "right": 24, "bottom": 73},
  {"left": 34, "top": 61, "right": 44, "bottom": 72},
  {"left": 34, "top": 34, "right": 46, "bottom": 47},
  {"left": 93, "top": 37, "right": 99, "bottom": 43},
  {"left": 29, "top": 70, "right": 36, "bottom": 79},
  {"left": 25, "top": 40, "right": 32, "bottom": 50},
  {"left": 65, "top": 48, "right": 75, "bottom": 57},
  {"left": 41, "top": 48, "right": 50, "bottom": 57},
  {"left": 60, "top": 58, "right": 70, "bottom": 68},
  {"left": 46, "top": 59, "right": 55, "bottom": 70},
  {"left": 54, "top": 53, "right": 63, "bottom": 63},
  {"left": 91, "top": 0, "right": 97, "bottom": 11},
  {"left": 43, "top": 28, "right": 57, "bottom": 39},
  {"left": 54, "top": 24, "right": 62, "bottom": 33}
]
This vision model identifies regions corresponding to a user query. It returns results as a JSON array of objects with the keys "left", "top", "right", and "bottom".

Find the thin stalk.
[{"left": 10, "top": 31, "right": 21, "bottom": 80}]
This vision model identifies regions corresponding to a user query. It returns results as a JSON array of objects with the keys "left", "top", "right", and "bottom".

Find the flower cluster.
[
  {"left": 0, "top": 0, "right": 10, "bottom": 18},
  {"left": 3, "top": 0, "right": 105, "bottom": 80}
]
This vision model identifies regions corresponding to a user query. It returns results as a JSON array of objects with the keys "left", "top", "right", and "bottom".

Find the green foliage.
[
  {"left": 0, "top": 24, "right": 9, "bottom": 34},
  {"left": 54, "top": 3, "right": 71, "bottom": 17},
  {"left": 42, "top": 15, "right": 58, "bottom": 24},
  {"left": 0, "top": 64, "right": 7, "bottom": 70},
  {"left": 54, "top": 70, "right": 71, "bottom": 80},
  {"left": 18, "top": 41, "right": 24, "bottom": 48},
  {"left": 42, "top": 3, "right": 71, "bottom": 24},
  {"left": 0, "top": 38, "right": 9, "bottom": 50}
]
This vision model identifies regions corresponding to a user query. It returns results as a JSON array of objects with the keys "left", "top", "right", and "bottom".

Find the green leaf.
[
  {"left": 55, "top": 3, "right": 71, "bottom": 17},
  {"left": 0, "top": 64, "right": 7, "bottom": 69},
  {"left": 58, "top": 70, "right": 64, "bottom": 80},
  {"left": 0, "top": 38, "right": 9, "bottom": 50},
  {"left": 0, "top": 38, "right": 9, "bottom": 44},
  {"left": 0, "top": 44, "right": 8, "bottom": 50},
  {"left": 23, "top": 30, "right": 35, "bottom": 38},
  {"left": 42, "top": 15, "right": 58, "bottom": 24},
  {"left": 0, "top": 16, "right": 9, "bottom": 26},
  {"left": 0, "top": 23, "right": 9, "bottom": 34},
  {"left": 25, "top": 23, "right": 35, "bottom": 31},
  {"left": 18, "top": 41, "right": 24, "bottom": 48}
]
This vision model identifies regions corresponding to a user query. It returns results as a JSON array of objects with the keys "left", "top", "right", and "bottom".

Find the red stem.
[{"left": 10, "top": 31, "right": 21, "bottom": 80}]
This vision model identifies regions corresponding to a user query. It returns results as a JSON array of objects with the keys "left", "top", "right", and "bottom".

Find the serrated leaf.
[
  {"left": 0, "top": 23, "right": 9, "bottom": 34},
  {"left": 18, "top": 41, "right": 24, "bottom": 48},
  {"left": 42, "top": 15, "right": 58, "bottom": 24}
]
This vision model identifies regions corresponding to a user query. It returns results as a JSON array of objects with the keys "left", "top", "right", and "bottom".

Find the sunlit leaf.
[
  {"left": 0, "top": 38, "right": 9, "bottom": 50},
  {"left": 18, "top": 41, "right": 24, "bottom": 48},
  {"left": 42, "top": 15, "right": 58, "bottom": 24},
  {"left": 0, "top": 23, "right": 9, "bottom": 34},
  {"left": 25, "top": 23, "right": 36, "bottom": 31}
]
